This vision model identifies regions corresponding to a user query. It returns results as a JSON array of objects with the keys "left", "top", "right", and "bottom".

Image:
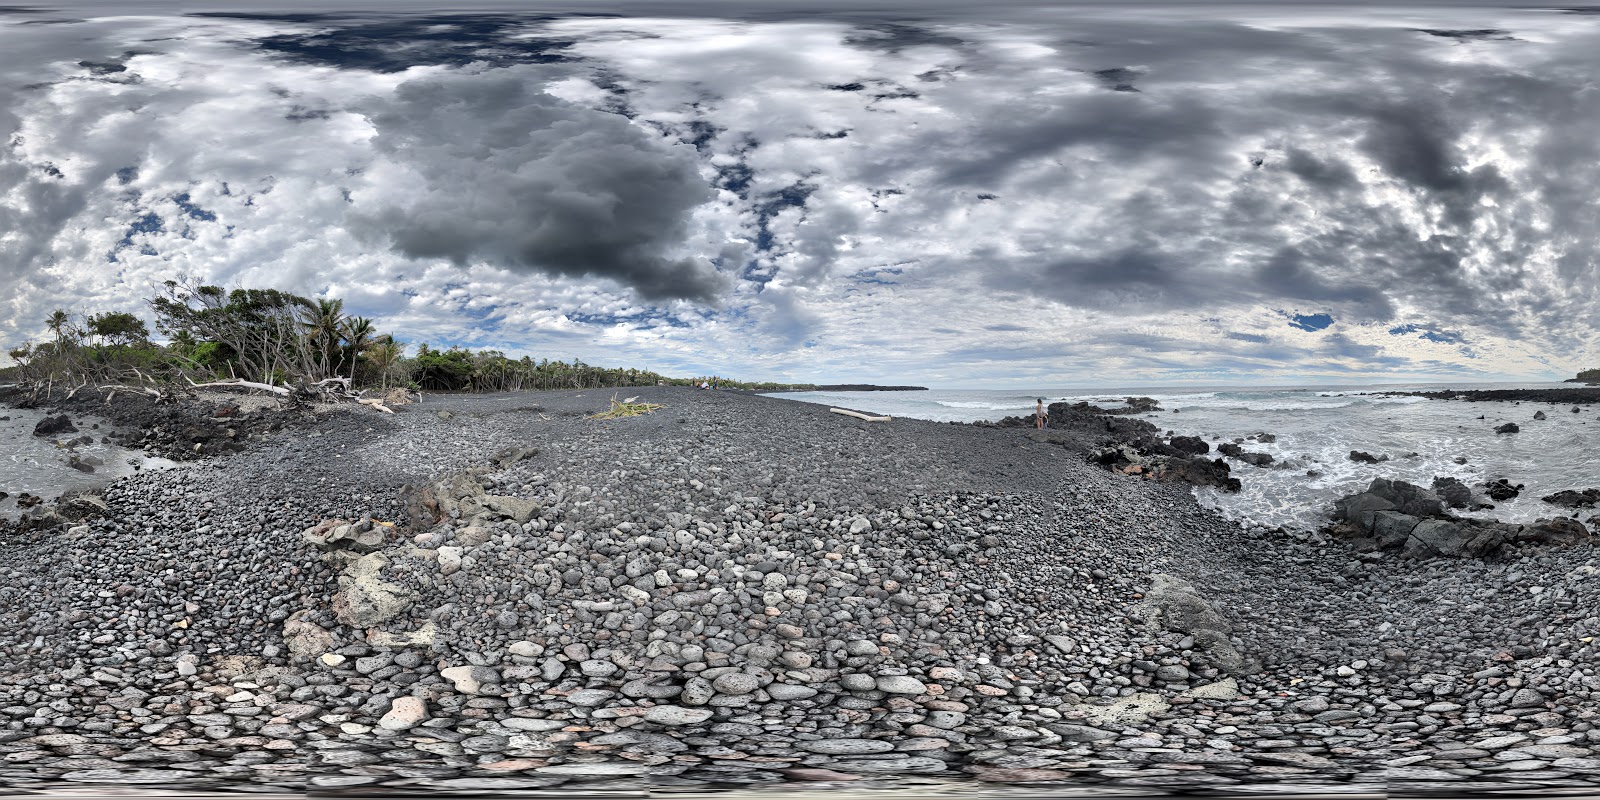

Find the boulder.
[
  {"left": 331, "top": 553, "right": 415, "bottom": 629},
  {"left": 1404, "top": 519, "right": 1474, "bottom": 558},
  {"left": 1485, "top": 479, "right": 1523, "bottom": 501},
  {"left": 1496, "top": 422, "right": 1520, "bottom": 434},
  {"left": 32, "top": 414, "right": 77, "bottom": 436},
  {"left": 1333, "top": 493, "right": 1397, "bottom": 529},
  {"left": 1253, "top": 432, "right": 1277, "bottom": 443},
  {"left": 1169, "top": 435, "right": 1210, "bottom": 455},
  {"left": 55, "top": 490, "right": 109, "bottom": 522},
  {"left": 1520, "top": 517, "right": 1592, "bottom": 546},
  {"left": 1132, "top": 574, "right": 1250, "bottom": 674},
  {"left": 1371, "top": 511, "right": 1421, "bottom": 548},
  {"left": 1218, "top": 442, "right": 1244, "bottom": 458},
  {"left": 1348, "top": 450, "right": 1388, "bottom": 464},
  {"left": 1153, "top": 456, "right": 1240, "bottom": 492},
  {"left": 1366, "top": 478, "right": 1444, "bottom": 517},
  {"left": 1236, "top": 451, "right": 1274, "bottom": 468},
  {"left": 1534, "top": 410, "right": 1547, "bottom": 420},
  {"left": 1543, "top": 488, "right": 1600, "bottom": 509},
  {"left": 1432, "top": 476, "right": 1473, "bottom": 509}
]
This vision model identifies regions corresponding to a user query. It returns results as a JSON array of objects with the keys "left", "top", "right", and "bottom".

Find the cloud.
[
  {"left": 2, "top": 6, "right": 1599, "bottom": 385},
  {"left": 351, "top": 66, "right": 727, "bottom": 302}
]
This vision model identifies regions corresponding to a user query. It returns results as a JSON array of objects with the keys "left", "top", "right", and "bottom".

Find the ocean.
[
  {"left": 770, "top": 383, "right": 1600, "bottom": 532},
  {"left": 0, "top": 404, "right": 175, "bottom": 518}
]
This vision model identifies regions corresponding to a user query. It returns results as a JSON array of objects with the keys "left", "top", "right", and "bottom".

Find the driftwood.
[
  {"left": 357, "top": 398, "right": 395, "bottom": 414},
  {"left": 187, "top": 377, "right": 292, "bottom": 396},
  {"left": 830, "top": 407, "right": 892, "bottom": 422},
  {"left": 98, "top": 384, "right": 163, "bottom": 399}
]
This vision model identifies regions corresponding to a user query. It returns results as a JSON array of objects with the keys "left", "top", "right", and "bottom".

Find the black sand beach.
[{"left": 2, "top": 388, "right": 1600, "bottom": 795}]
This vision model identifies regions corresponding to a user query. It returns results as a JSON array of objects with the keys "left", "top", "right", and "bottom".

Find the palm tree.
[
  {"left": 367, "top": 335, "right": 404, "bottom": 390},
  {"left": 341, "top": 316, "right": 375, "bottom": 381},
  {"left": 45, "top": 310, "right": 71, "bottom": 350},
  {"left": 301, "top": 298, "right": 345, "bottom": 378}
]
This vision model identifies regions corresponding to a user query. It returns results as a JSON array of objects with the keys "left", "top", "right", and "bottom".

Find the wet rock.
[
  {"left": 32, "top": 414, "right": 77, "bottom": 436},
  {"left": 1543, "top": 488, "right": 1600, "bottom": 509},
  {"left": 1496, "top": 422, "right": 1520, "bottom": 434},
  {"left": 1485, "top": 479, "right": 1523, "bottom": 501}
]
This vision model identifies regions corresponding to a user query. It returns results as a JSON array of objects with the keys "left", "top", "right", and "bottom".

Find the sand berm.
[{"left": 2, "top": 387, "right": 1599, "bottom": 793}]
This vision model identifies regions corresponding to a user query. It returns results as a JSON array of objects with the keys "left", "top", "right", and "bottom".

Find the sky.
[{"left": 2, "top": 1, "right": 1599, "bottom": 388}]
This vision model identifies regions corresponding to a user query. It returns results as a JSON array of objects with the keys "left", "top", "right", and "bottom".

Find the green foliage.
[
  {"left": 1579, "top": 368, "right": 1600, "bottom": 384},
  {"left": 86, "top": 311, "right": 150, "bottom": 346},
  {"left": 5, "top": 278, "right": 821, "bottom": 395}
]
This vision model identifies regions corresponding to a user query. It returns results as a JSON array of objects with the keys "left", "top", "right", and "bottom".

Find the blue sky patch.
[{"left": 1286, "top": 312, "right": 1334, "bottom": 332}]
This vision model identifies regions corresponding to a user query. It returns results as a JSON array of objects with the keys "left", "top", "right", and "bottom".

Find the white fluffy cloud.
[{"left": 1, "top": 6, "right": 1597, "bottom": 386}]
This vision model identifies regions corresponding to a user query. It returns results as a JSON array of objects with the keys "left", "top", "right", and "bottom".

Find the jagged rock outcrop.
[
  {"left": 1544, "top": 488, "right": 1600, "bottom": 509},
  {"left": 1331, "top": 478, "right": 1592, "bottom": 559}
]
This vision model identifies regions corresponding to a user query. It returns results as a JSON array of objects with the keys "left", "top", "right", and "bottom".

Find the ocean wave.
[{"left": 935, "top": 400, "right": 1035, "bottom": 410}]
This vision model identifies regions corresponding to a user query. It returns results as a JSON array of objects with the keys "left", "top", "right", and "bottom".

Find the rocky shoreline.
[
  {"left": 3, "top": 388, "right": 1600, "bottom": 795},
  {"left": 1376, "top": 387, "right": 1600, "bottom": 405}
]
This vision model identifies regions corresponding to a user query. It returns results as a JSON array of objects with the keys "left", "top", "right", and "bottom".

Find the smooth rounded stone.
[
  {"left": 839, "top": 756, "right": 948, "bottom": 774},
  {"left": 566, "top": 689, "right": 617, "bottom": 707},
  {"left": 311, "top": 775, "right": 380, "bottom": 788},
  {"left": 800, "top": 738, "right": 895, "bottom": 755},
  {"left": 845, "top": 640, "right": 880, "bottom": 657},
  {"left": 923, "top": 710, "right": 968, "bottom": 729},
  {"left": 462, "top": 734, "right": 511, "bottom": 752},
  {"left": 579, "top": 659, "right": 620, "bottom": 677},
  {"left": 1476, "top": 734, "right": 1530, "bottom": 750},
  {"left": 509, "top": 641, "right": 543, "bottom": 658},
  {"left": 441, "top": 665, "right": 500, "bottom": 695},
  {"left": 622, "top": 679, "right": 683, "bottom": 699},
  {"left": 502, "top": 717, "right": 569, "bottom": 732},
  {"left": 379, "top": 696, "right": 428, "bottom": 731},
  {"left": 536, "top": 762, "right": 650, "bottom": 775},
  {"left": 766, "top": 683, "right": 818, "bottom": 701},
  {"left": 645, "top": 706, "right": 715, "bottom": 725},
  {"left": 682, "top": 677, "right": 715, "bottom": 705},
  {"left": 712, "top": 673, "right": 760, "bottom": 695},
  {"left": 62, "top": 769, "right": 190, "bottom": 784},
  {"left": 841, "top": 674, "right": 877, "bottom": 691},
  {"left": 876, "top": 676, "right": 927, "bottom": 695},
  {"left": 1154, "top": 665, "right": 1190, "bottom": 682},
  {"left": 1510, "top": 689, "right": 1545, "bottom": 708}
]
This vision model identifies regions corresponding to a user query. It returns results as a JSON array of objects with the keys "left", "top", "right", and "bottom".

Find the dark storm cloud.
[
  {"left": 930, "top": 13, "right": 1600, "bottom": 365},
  {"left": 198, "top": 13, "right": 580, "bottom": 72},
  {"left": 1283, "top": 148, "right": 1357, "bottom": 191},
  {"left": 353, "top": 68, "right": 726, "bottom": 303}
]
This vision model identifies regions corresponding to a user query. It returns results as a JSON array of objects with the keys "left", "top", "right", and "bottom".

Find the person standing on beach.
[{"left": 1035, "top": 398, "right": 1046, "bottom": 429}]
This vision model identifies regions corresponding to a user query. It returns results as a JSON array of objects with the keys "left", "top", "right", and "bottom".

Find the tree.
[
  {"left": 45, "top": 310, "right": 74, "bottom": 350},
  {"left": 301, "top": 297, "right": 346, "bottom": 379},
  {"left": 341, "top": 316, "right": 375, "bottom": 381},
  {"left": 86, "top": 312, "right": 150, "bottom": 348},
  {"left": 150, "top": 279, "right": 316, "bottom": 385},
  {"left": 366, "top": 335, "right": 405, "bottom": 389}
]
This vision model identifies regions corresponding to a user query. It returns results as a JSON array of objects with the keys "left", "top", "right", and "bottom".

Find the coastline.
[{"left": 1, "top": 388, "right": 1599, "bottom": 794}]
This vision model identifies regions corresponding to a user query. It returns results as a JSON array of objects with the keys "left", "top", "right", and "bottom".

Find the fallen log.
[
  {"left": 187, "top": 377, "right": 291, "bottom": 396},
  {"left": 357, "top": 398, "right": 395, "bottom": 414},
  {"left": 830, "top": 407, "right": 892, "bottom": 422}
]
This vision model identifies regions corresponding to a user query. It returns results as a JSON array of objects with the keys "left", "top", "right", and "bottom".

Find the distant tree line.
[
  {"left": 2, "top": 278, "right": 819, "bottom": 396},
  {"left": 1578, "top": 368, "right": 1600, "bottom": 384}
]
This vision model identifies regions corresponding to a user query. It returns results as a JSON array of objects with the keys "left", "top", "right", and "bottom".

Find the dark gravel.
[{"left": 1, "top": 387, "right": 1598, "bottom": 795}]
